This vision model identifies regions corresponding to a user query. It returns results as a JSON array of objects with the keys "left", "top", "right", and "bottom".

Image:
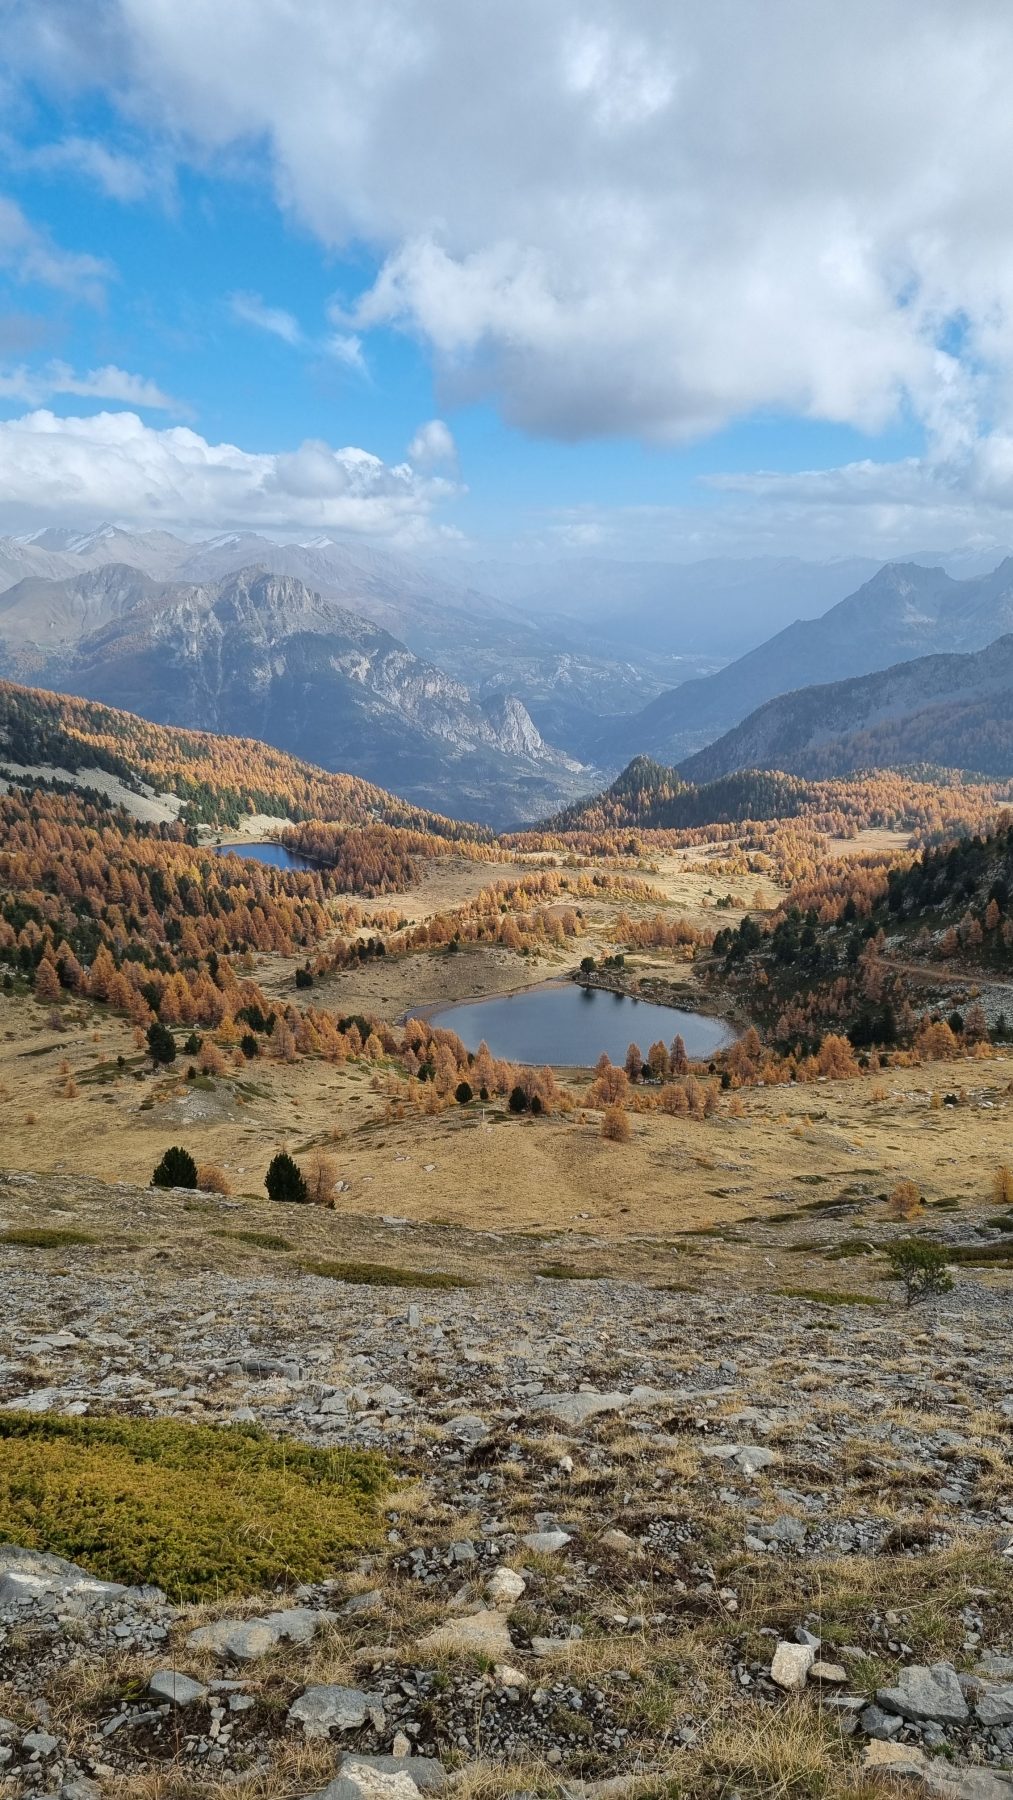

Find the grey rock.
[
  {"left": 308, "top": 1773, "right": 421, "bottom": 1798},
  {"left": 21, "top": 1730, "right": 60, "bottom": 1757},
  {"left": 186, "top": 1605, "right": 333, "bottom": 1662},
  {"left": 976, "top": 1685, "right": 1013, "bottom": 1728},
  {"left": 925, "top": 1766, "right": 1013, "bottom": 1798},
  {"left": 288, "top": 1684, "right": 384, "bottom": 1739},
  {"left": 876, "top": 1661, "right": 969, "bottom": 1724},
  {"left": 148, "top": 1669, "right": 208, "bottom": 1708},
  {"left": 342, "top": 1754, "right": 446, "bottom": 1792},
  {"left": 485, "top": 1566, "right": 527, "bottom": 1608},
  {"left": 417, "top": 1608, "right": 514, "bottom": 1660},
  {"left": 536, "top": 1391, "right": 630, "bottom": 1427},
  {"left": 521, "top": 1529, "right": 571, "bottom": 1554},
  {"left": 342, "top": 1589, "right": 385, "bottom": 1618},
  {"left": 0, "top": 1543, "right": 128, "bottom": 1613},
  {"left": 770, "top": 1641, "right": 815, "bottom": 1690}
]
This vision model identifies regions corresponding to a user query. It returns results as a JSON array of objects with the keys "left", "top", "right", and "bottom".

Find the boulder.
[
  {"left": 876, "top": 1661, "right": 969, "bottom": 1725},
  {"left": 976, "top": 1685, "right": 1013, "bottom": 1728},
  {"left": 288, "top": 1684, "right": 385, "bottom": 1739},
  {"left": 342, "top": 1755, "right": 446, "bottom": 1792},
  {"left": 308, "top": 1773, "right": 421, "bottom": 1799},
  {"left": 862, "top": 1740, "right": 928, "bottom": 1780},
  {"left": 521, "top": 1529, "right": 571, "bottom": 1554},
  {"left": 925, "top": 1767, "right": 1013, "bottom": 1799},
  {"left": 0, "top": 1544, "right": 132, "bottom": 1614},
  {"left": 536, "top": 1392, "right": 629, "bottom": 1428},
  {"left": 187, "top": 1605, "right": 334, "bottom": 1662}
]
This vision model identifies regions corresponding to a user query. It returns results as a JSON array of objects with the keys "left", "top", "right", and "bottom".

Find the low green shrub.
[
  {"left": 215, "top": 1229, "right": 294, "bottom": 1251},
  {"left": 302, "top": 1258, "right": 468, "bottom": 1289},
  {"left": 1, "top": 1227, "right": 98, "bottom": 1248},
  {"left": 0, "top": 1413, "right": 386, "bottom": 1600},
  {"left": 888, "top": 1238, "right": 955, "bottom": 1305},
  {"left": 776, "top": 1286, "right": 882, "bottom": 1308}
]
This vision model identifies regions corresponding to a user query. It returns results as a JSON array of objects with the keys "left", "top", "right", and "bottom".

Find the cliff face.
[{"left": 0, "top": 564, "right": 590, "bottom": 824}]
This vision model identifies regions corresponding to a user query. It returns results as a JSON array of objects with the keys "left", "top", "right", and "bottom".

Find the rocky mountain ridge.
[
  {"left": 679, "top": 633, "right": 1013, "bottom": 782},
  {"left": 0, "top": 565, "right": 587, "bottom": 825},
  {"left": 607, "top": 560, "right": 1013, "bottom": 764}
]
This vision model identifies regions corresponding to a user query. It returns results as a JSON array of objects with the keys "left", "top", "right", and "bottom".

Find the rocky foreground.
[{"left": 3, "top": 1176, "right": 1013, "bottom": 1796}]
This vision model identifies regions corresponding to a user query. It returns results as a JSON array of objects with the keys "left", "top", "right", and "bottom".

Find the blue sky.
[{"left": 1, "top": 3, "right": 1012, "bottom": 561}]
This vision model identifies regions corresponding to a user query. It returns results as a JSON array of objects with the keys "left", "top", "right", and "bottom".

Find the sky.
[{"left": 4, "top": 1, "right": 1013, "bottom": 563}]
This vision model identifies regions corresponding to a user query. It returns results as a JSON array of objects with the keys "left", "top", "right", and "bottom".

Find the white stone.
[
  {"left": 771, "top": 1641, "right": 816, "bottom": 1690},
  {"left": 485, "top": 1566, "right": 526, "bottom": 1609}
]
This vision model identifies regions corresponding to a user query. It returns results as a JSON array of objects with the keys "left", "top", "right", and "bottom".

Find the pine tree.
[
  {"left": 146, "top": 1020, "right": 177, "bottom": 1065},
  {"left": 265, "top": 1151, "right": 309, "bottom": 1204},
  {"left": 151, "top": 1146, "right": 198, "bottom": 1189}
]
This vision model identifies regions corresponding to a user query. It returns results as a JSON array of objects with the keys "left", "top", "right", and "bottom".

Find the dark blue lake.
[
  {"left": 213, "top": 841, "right": 318, "bottom": 872},
  {"left": 417, "top": 982, "right": 735, "bottom": 1067}
]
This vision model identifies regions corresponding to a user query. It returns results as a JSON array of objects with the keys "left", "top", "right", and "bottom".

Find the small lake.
[
  {"left": 213, "top": 841, "right": 319, "bottom": 872},
  {"left": 416, "top": 982, "right": 736, "bottom": 1067}
]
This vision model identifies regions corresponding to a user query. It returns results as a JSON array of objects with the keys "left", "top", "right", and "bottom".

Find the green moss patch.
[
  {"left": 214, "top": 1229, "right": 294, "bottom": 1251},
  {"left": 947, "top": 1240, "right": 1013, "bottom": 1265},
  {"left": 1, "top": 1227, "right": 98, "bottom": 1249},
  {"left": 776, "top": 1286, "right": 882, "bottom": 1308},
  {"left": 535, "top": 1264, "right": 603, "bottom": 1280},
  {"left": 0, "top": 1413, "right": 386, "bottom": 1601},
  {"left": 302, "top": 1258, "right": 469, "bottom": 1289}
]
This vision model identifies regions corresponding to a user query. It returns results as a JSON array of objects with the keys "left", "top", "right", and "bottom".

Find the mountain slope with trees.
[
  {"left": 679, "top": 635, "right": 1013, "bottom": 782},
  {"left": 605, "top": 560, "right": 1013, "bottom": 763}
]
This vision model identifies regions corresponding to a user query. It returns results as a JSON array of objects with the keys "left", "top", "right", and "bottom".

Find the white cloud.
[
  {"left": 15, "top": 0, "right": 1013, "bottom": 454},
  {"left": 0, "top": 194, "right": 109, "bottom": 300},
  {"left": 8, "top": 135, "right": 161, "bottom": 202},
  {"left": 323, "top": 331, "right": 366, "bottom": 374},
  {"left": 0, "top": 360, "right": 174, "bottom": 407},
  {"left": 0, "top": 408, "right": 460, "bottom": 540},
  {"left": 229, "top": 290, "right": 303, "bottom": 346},
  {"left": 407, "top": 418, "right": 456, "bottom": 467},
  {"left": 233, "top": 293, "right": 367, "bottom": 373}
]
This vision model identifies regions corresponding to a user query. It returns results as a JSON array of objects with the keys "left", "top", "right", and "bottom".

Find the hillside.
[
  {"left": 0, "top": 565, "right": 587, "bottom": 825},
  {"left": 680, "top": 635, "right": 1013, "bottom": 782},
  {"left": 537, "top": 754, "right": 1013, "bottom": 847},
  {"left": 0, "top": 678, "right": 489, "bottom": 836},
  {"left": 605, "top": 559, "right": 1013, "bottom": 763}
]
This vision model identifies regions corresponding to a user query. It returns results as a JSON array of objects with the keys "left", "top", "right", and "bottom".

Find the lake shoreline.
[{"left": 404, "top": 977, "right": 738, "bottom": 1067}]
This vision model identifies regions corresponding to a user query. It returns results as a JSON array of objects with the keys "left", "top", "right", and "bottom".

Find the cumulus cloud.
[
  {"left": 0, "top": 408, "right": 460, "bottom": 540},
  {"left": 0, "top": 361, "right": 174, "bottom": 407},
  {"left": 13, "top": 0, "right": 1013, "bottom": 453},
  {"left": 0, "top": 193, "right": 108, "bottom": 300},
  {"left": 407, "top": 419, "right": 456, "bottom": 467}
]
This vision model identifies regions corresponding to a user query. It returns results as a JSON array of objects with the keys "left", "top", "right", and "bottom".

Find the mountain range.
[
  {"left": 0, "top": 563, "right": 588, "bottom": 825},
  {"left": 2, "top": 526, "right": 1013, "bottom": 817},
  {"left": 0, "top": 527, "right": 667, "bottom": 761},
  {"left": 604, "top": 560, "right": 1013, "bottom": 766},
  {"left": 679, "top": 635, "right": 1013, "bottom": 782}
]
